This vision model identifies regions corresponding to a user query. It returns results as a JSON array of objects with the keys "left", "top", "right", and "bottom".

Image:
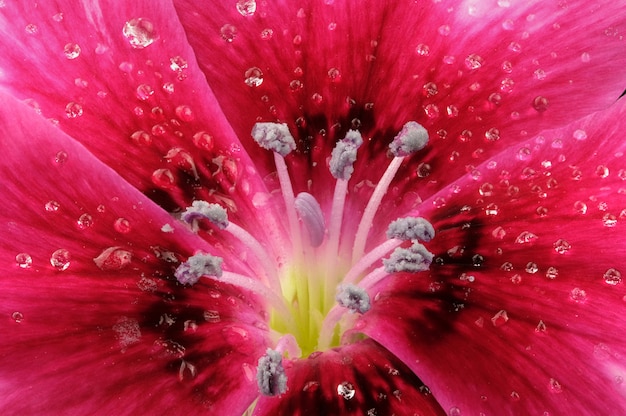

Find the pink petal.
[
  {"left": 358, "top": 100, "right": 626, "bottom": 414},
  {"left": 254, "top": 339, "right": 446, "bottom": 416},
  {"left": 174, "top": 0, "right": 626, "bottom": 205},
  {"left": 0, "top": 93, "right": 269, "bottom": 413},
  {"left": 0, "top": 0, "right": 281, "bottom": 238}
]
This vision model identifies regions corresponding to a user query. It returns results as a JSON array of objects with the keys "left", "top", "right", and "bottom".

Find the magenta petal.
[
  {"left": 174, "top": 0, "right": 626, "bottom": 202},
  {"left": 254, "top": 339, "right": 446, "bottom": 416},
  {"left": 359, "top": 100, "right": 626, "bottom": 414},
  {"left": 0, "top": 93, "right": 269, "bottom": 414},
  {"left": 0, "top": 0, "right": 277, "bottom": 231}
]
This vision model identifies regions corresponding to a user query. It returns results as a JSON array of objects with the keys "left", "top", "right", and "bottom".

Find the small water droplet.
[
  {"left": 596, "top": 165, "right": 609, "bottom": 178},
  {"left": 114, "top": 217, "right": 131, "bottom": 234},
  {"left": 77, "top": 213, "right": 94, "bottom": 230},
  {"left": 260, "top": 28, "right": 273, "bottom": 40},
  {"left": 65, "top": 102, "right": 83, "bottom": 118},
  {"left": 135, "top": 84, "right": 154, "bottom": 100},
  {"left": 573, "top": 129, "right": 587, "bottom": 141},
  {"left": 535, "top": 320, "right": 547, "bottom": 333},
  {"left": 337, "top": 381, "right": 356, "bottom": 400},
  {"left": 491, "top": 309, "right": 509, "bottom": 327},
  {"left": 11, "top": 311, "right": 24, "bottom": 323},
  {"left": 50, "top": 249, "right": 71, "bottom": 271},
  {"left": 545, "top": 266, "right": 559, "bottom": 280},
  {"left": 151, "top": 168, "right": 176, "bottom": 189},
  {"left": 603, "top": 268, "right": 622, "bottom": 286},
  {"left": 553, "top": 239, "right": 571, "bottom": 254},
  {"left": 484, "top": 127, "right": 500, "bottom": 141},
  {"left": 244, "top": 67, "right": 264, "bottom": 87},
  {"left": 570, "top": 287, "right": 587, "bottom": 303},
  {"left": 175, "top": 105, "right": 194, "bottom": 122},
  {"left": 525, "top": 262, "right": 539, "bottom": 274},
  {"left": 220, "top": 24, "right": 237, "bottom": 42},
  {"left": 15, "top": 253, "right": 33, "bottom": 269},
  {"left": 465, "top": 53, "right": 483, "bottom": 70},
  {"left": 327, "top": 67, "right": 341, "bottom": 83},
  {"left": 289, "top": 79, "right": 303, "bottom": 91},
  {"left": 63, "top": 42, "right": 81, "bottom": 59},
  {"left": 533, "top": 96, "right": 549, "bottom": 112},
  {"left": 515, "top": 231, "right": 538, "bottom": 244},
  {"left": 203, "top": 310, "right": 221, "bottom": 323},
  {"left": 449, "top": 407, "right": 462, "bottom": 416},
  {"left": 236, "top": 0, "right": 257, "bottom": 16},
  {"left": 415, "top": 43, "right": 430, "bottom": 56},
  {"left": 131, "top": 130, "right": 152, "bottom": 146},
  {"left": 533, "top": 68, "right": 547, "bottom": 80},
  {"left": 45, "top": 200, "right": 60, "bottom": 212},
  {"left": 123, "top": 18, "right": 157, "bottom": 49},
  {"left": 548, "top": 378, "right": 563, "bottom": 393},
  {"left": 25, "top": 23, "right": 38, "bottom": 35}
]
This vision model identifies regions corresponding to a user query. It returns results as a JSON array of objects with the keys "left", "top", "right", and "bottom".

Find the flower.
[{"left": 1, "top": 0, "right": 626, "bottom": 415}]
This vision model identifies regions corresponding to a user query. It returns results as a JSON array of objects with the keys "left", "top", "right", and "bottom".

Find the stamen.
[
  {"left": 257, "top": 348, "right": 288, "bottom": 396},
  {"left": 388, "top": 121, "right": 429, "bottom": 157},
  {"left": 336, "top": 284, "right": 371, "bottom": 314},
  {"left": 181, "top": 201, "right": 281, "bottom": 293},
  {"left": 251, "top": 122, "right": 303, "bottom": 257},
  {"left": 181, "top": 200, "right": 228, "bottom": 231},
  {"left": 383, "top": 242, "right": 434, "bottom": 273},
  {"left": 174, "top": 252, "right": 223, "bottom": 285},
  {"left": 251, "top": 122, "right": 296, "bottom": 157},
  {"left": 352, "top": 122, "right": 429, "bottom": 261},
  {"left": 342, "top": 238, "right": 401, "bottom": 284},
  {"left": 329, "top": 129, "right": 363, "bottom": 180},
  {"left": 386, "top": 217, "right": 435, "bottom": 242},
  {"left": 294, "top": 192, "right": 326, "bottom": 247}
]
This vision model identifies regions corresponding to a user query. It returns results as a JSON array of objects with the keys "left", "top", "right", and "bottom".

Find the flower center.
[{"left": 174, "top": 121, "right": 434, "bottom": 396}]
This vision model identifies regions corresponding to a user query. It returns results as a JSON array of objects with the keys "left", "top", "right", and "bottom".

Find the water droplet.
[
  {"left": 175, "top": 105, "right": 194, "bottom": 122},
  {"left": 327, "top": 67, "right": 341, "bottom": 83},
  {"left": 603, "top": 268, "right": 622, "bottom": 286},
  {"left": 596, "top": 165, "right": 609, "bottom": 178},
  {"left": 465, "top": 53, "right": 483, "bottom": 70},
  {"left": 151, "top": 168, "right": 176, "bottom": 189},
  {"left": 10, "top": 311, "right": 24, "bottom": 323},
  {"left": 337, "top": 382, "right": 356, "bottom": 400},
  {"left": 525, "top": 262, "right": 539, "bottom": 274},
  {"left": 570, "top": 287, "right": 587, "bottom": 303},
  {"left": 573, "top": 129, "right": 587, "bottom": 141},
  {"left": 553, "top": 239, "right": 571, "bottom": 254},
  {"left": 484, "top": 127, "right": 500, "bottom": 141},
  {"left": 77, "top": 213, "right": 94, "bottom": 229},
  {"left": 260, "top": 28, "right": 273, "bottom": 40},
  {"left": 438, "top": 25, "right": 450, "bottom": 36},
  {"left": 131, "top": 130, "right": 152, "bottom": 146},
  {"left": 289, "top": 79, "right": 303, "bottom": 91},
  {"left": 45, "top": 200, "right": 60, "bottom": 212},
  {"left": 491, "top": 309, "right": 509, "bottom": 326},
  {"left": 244, "top": 67, "right": 264, "bottom": 87},
  {"left": 573, "top": 200, "right": 588, "bottom": 214},
  {"left": 236, "top": 0, "right": 257, "bottom": 16},
  {"left": 15, "top": 253, "right": 32, "bottom": 269},
  {"left": 65, "top": 102, "right": 83, "bottom": 118},
  {"left": 93, "top": 247, "right": 132, "bottom": 270},
  {"left": 123, "top": 18, "right": 157, "bottom": 49},
  {"left": 545, "top": 267, "right": 559, "bottom": 280},
  {"left": 535, "top": 320, "right": 547, "bottom": 333},
  {"left": 203, "top": 310, "right": 221, "bottom": 323},
  {"left": 533, "top": 96, "right": 549, "bottom": 112},
  {"left": 192, "top": 131, "right": 214, "bottom": 151},
  {"left": 25, "top": 23, "right": 38, "bottom": 35},
  {"left": 533, "top": 68, "right": 547, "bottom": 80},
  {"left": 515, "top": 231, "right": 538, "bottom": 244},
  {"left": 548, "top": 378, "right": 563, "bottom": 393},
  {"left": 50, "top": 249, "right": 71, "bottom": 271},
  {"left": 63, "top": 42, "right": 81, "bottom": 59},
  {"left": 135, "top": 84, "right": 154, "bottom": 100},
  {"left": 220, "top": 24, "right": 237, "bottom": 42},
  {"left": 415, "top": 43, "right": 430, "bottom": 56},
  {"left": 114, "top": 217, "right": 131, "bottom": 234},
  {"left": 449, "top": 407, "right": 462, "bottom": 416}
]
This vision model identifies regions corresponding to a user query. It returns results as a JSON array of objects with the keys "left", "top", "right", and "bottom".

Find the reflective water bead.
[
  {"left": 525, "top": 262, "right": 539, "bottom": 274},
  {"left": 204, "top": 310, "right": 221, "bottom": 323},
  {"left": 123, "top": 18, "right": 157, "bottom": 49},
  {"left": 573, "top": 129, "right": 587, "bottom": 141},
  {"left": 65, "top": 102, "right": 83, "bottom": 118},
  {"left": 151, "top": 168, "right": 176, "bottom": 189},
  {"left": 11, "top": 311, "right": 24, "bottom": 323},
  {"left": 553, "top": 239, "right": 571, "bottom": 254},
  {"left": 220, "top": 24, "right": 237, "bottom": 42},
  {"left": 244, "top": 67, "right": 264, "bottom": 87},
  {"left": 337, "top": 381, "right": 356, "bottom": 400},
  {"left": 136, "top": 84, "right": 154, "bottom": 100},
  {"left": 545, "top": 267, "right": 559, "bottom": 280},
  {"left": 515, "top": 231, "right": 538, "bottom": 244},
  {"left": 131, "top": 130, "right": 152, "bottom": 146},
  {"left": 93, "top": 247, "right": 132, "bottom": 271},
  {"left": 114, "top": 217, "right": 132, "bottom": 234},
  {"left": 415, "top": 43, "right": 430, "bottom": 56},
  {"left": 63, "top": 43, "right": 81, "bottom": 59},
  {"left": 15, "top": 253, "right": 32, "bottom": 269},
  {"left": 533, "top": 96, "right": 549, "bottom": 112},
  {"left": 570, "top": 287, "right": 587, "bottom": 303},
  {"left": 45, "top": 200, "right": 60, "bottom": 212},
  {"left": 328, "top": 67, "right": 341, "bottom": 83},
  {"left": 237, "top": 0, "right": 257, "bottom": 16},
  {"left": 50, "top": 249, "right": 71, "bottom": 271},
  {"left": 77, "top": 213, "right": 94, "bottom": 229},
  {"left": 603, "top": 268, "right": 622, "bottom": 286},
  {"left": 491, "top": 310, "right": 509, "bottom": 326},
  {"left": 175, "top": 105, "right": 194, "bottom": 122}
]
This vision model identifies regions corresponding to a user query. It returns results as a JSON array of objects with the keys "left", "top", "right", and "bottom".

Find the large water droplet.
[
  {"left": 50, "top": 249, "right": 71, "bottom": 271},
  {"left": 123, "top": 18, "right": 157, "bottom": 49},
  {"left": 15, "top": 253, "right": 32, "bottom": 269},
  {"left": 65, "top": 102, "right": 83, "bottom": 118},
  {"left": 244, "top": 67, "right": 264, "bottom": 87},
  {"left": 237, "top": 0, "right": 257, "bottom": 16},
  {"left": 63, "top": 42, "right": 81, "bottom": 59},
  {"left": 532, "top": 96, "right": 549, "bottom": 112},
  {"left": 45, "top": 200, "right": 60, "bottom": 213},
  {"left": 77, "top": 213, "right": 94, "bottom": 230},
  {"left": 93, "top": 247, "right": 132, "bottom": 271},
  {"left": 220, "top": 24, "right": 237, "bottom": 42},
  {"left": 603, "top": 268, "right": 622, "bottom": 286},
  {"left": 337, "top": 381, "right": 356, "bottom": 400}
]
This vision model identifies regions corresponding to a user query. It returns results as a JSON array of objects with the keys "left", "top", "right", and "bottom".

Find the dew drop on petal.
[
  {"left": 553, "top": 239, "right": 571, "bottom": 254},
  {"left": 136, "top": 84, "right": 154, "bottom": 100},
  {"left": 415, "top": 43, "right": 430, "bottom": 56},
  {"left": 192, "top": 131, "right": 214, "bottom": 151},
  {"left": 449, "top": 407, "right": 462, "bottom": 416},
  {"left": 515, "top": 231, "right": 538, "bottom": 244},
  {"left": 131, "top": 130, "right": 152, "bottom": 146},
  {"left": 63, "top": 42, "right": 81, "bottom": 59},
  {"left": 532, "top": 96, "right": 549, "bottom": 112},
  {"left": 545, "top": 267, "right": 559, "bottom": 280},
  {"left": 236, "top": 0, "right": 257, "bottom": 16},
  {"left": 50, "top": 249, "right": 71, "bottom": 271},
  {"left": 573, "top": 129, "right": 587, "bottom": 141},
  {"left": 123, "top": 18, "right": 157, "bottom": 49},
  {"left": 244, "top": 67, "right": 264, "bottom": 87},
  {"left": 15, "top": 253, "right": 32, "bottom": 269},
  {"left": 220, "top": 24, "right": 237, "bottom": 42},
  {"left": 93, "top": 247, "right": 132, "bottom": 271},
  {"left": 603, "top": 268, "right": 622, "bottom": 286},
  {"left": 114, "top": 217, "right": 132, "bottom": 234},
  {"left": 65, "top": 102, "right": 83, "bottom": 118},
  {"left": 77, "top": 213, "right": 94, "bottom": 229},
  {"left": 525, "top": 262, "right": 539, "bottom": 274},
  {"left": 570, "top": 287, "right": 587, "bottom": 303},
  {"left": 203, "top": 310, "right": 221, "bottom": 323},
  {"left": 151, "top": 168, "right": 176, "bottom": 189},
  {"left": 45, "top": 200, "right": 60, "bottom": 212},
  {"left": 337, "top": 382, "right": 356, "bottom": 400},
  {"left": 491, "top": 310, "right": 509, "bottom": 327},
  {"left": 11, "top": 311, "right": 24, "bottom": 323},
  {"left": 175, "top": 105, "right": 194, "bottom": 122},
  {"left": 548, "top": 378, "right": 563, "bottom": 393}
]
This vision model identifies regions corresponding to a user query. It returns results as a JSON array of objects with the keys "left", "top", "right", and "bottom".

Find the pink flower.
[{"left": 1, "top": 0, "right": 626, "bottom": 414}]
